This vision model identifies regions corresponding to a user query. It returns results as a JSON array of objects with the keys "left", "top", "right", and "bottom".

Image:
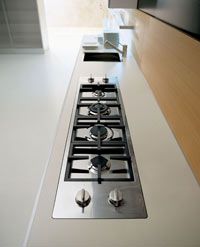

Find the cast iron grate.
[{"left": 64, "top": 83, "right": 134, "bottom": 184}]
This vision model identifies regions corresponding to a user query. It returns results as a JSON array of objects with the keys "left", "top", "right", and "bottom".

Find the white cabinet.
[
  {"left": 0, "top": 1, "right": 10, "bottom": 48},
  {"left": 108, "top": 0, "right": 138, "bottom": 9},
  {"left": 0, "top": 0, "right": 47, "bottom": 51}
]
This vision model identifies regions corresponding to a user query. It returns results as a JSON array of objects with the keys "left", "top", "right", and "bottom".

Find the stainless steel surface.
[
  {"left": 53, "top": 76, "right": 147, "bottom": 219},
  {"left": 53, "top": 181, "right": 146, "bottom": 218}
]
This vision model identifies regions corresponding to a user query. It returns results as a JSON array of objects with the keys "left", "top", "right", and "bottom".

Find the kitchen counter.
[
  {"left": 0, "top": 28, "right": 85, "bottom": 247},
  {"left": 26, "top": 39, "right": 200, "bottom": 247}
]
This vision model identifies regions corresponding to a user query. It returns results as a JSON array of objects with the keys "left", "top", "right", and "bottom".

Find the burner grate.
[{"left": 64, "top": 84, "right": 135, "bottom": 184}]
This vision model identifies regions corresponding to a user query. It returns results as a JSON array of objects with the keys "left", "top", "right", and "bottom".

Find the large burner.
[
  {"left": 90, "top": 124, "right": 108, "bottom": 140},
  {"left": 88, "top": 103, "right": 110, "bottom": 115},
  {"left": 86, "top": 124, "right": 114, "bottom": 141},
  {"left": 88, "top": 155, "right": 111, "bottom": 174}
]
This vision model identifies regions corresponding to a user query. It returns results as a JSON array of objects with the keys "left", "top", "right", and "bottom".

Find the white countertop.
[
  {"left": 0, "top": 28, "right": 85, "bottom": 247},
  {"left": 26, "top": 41, "right": 200, "bottom": 247}
]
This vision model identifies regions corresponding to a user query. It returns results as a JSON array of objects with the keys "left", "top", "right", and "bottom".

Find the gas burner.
[
  {"left": 90, "top": 124, "right": 108, "bottom": 140},
  {"left": 87, "top": 124, "right": 114, "bottom": 141},
  {"left": 88, "top": 103, "right": 111, "bottom": 115},
  {"left": 88, "top": 156, "right": 111, "bottom": 174},
  {"left": 92, "top": 90, "right": 105, "bottom": 97}
]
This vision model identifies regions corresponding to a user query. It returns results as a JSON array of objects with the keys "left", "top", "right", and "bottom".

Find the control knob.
[
  {"left": 108, "top": 188, "right": 123, "bottom": 207},
  {"left": 88, "top": 74, "right": 94, "bottom": 83},
  {"left": 75, "top": 189, "right": 91, "bottom": 208},
  {"left": 102, "top": 74, "right": 109, "bottom": 83}
]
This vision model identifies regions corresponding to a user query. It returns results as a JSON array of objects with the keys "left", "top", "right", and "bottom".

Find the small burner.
[
  {"left": 89, "top": 103, "right": 110, "bottom": 115},
  {"left": 92, "top": 90, "right": 105, "bottom": 97},
  {"left": 90, "top": 124, "right": 108, "bottom": 140},
  {"left": 88, "top": 156, "right": 111, "bottom": 174}
]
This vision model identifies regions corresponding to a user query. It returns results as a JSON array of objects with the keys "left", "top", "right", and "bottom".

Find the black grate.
[{"left": 64, "top": 83, "right": 134, "bottom": 184}]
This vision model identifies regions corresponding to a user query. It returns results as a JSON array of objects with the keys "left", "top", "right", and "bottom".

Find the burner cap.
[
  {"left": 89, "top": 103, "right": 110, "bottom": 115},
  {"left": 92, "top": 90, "right": 105, "bottom": 97},
  {"left": 89, "top": 156, "right": 111, "bottom": 174},
  {"left": 90, "top": 124, "right": 108, "bottom": 140}
]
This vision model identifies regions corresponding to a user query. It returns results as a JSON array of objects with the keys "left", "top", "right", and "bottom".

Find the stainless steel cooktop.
[{"left": 53, "top": 76, "right": 147, "bottom": 219}]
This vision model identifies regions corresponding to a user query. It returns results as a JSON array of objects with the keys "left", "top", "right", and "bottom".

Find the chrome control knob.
[
  {"left": 75, "top": 189, "right": 91, "bottom": 208},
  {"left": 108, "top": 189, "right": 123, "bottom": 207},
  {"left": 88, "top": 74, "right": 94, "bottom": 83},
  {"left": 102, "top": 75, "right": 109, "bottom": 83}
]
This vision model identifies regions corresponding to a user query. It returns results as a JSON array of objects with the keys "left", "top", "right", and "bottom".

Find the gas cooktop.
[{"left": 53, "top": 76, "right": 147, "bottom": 219}]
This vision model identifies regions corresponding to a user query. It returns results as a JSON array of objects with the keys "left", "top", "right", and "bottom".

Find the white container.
[{"left": 82, "top": 35, "right": 99, "bottom": 49}]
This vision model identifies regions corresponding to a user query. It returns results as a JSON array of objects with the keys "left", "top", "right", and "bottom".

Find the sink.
[{"left": 83, "top": 52, "right": 121, "bottom": 62}]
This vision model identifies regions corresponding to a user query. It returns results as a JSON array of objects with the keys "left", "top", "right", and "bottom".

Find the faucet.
[
  {"left": 119, "top": 25, "right": 134, "bottom": 30},
  {"left": 104, "top": 40, "right": 127, "bottom": 58}
]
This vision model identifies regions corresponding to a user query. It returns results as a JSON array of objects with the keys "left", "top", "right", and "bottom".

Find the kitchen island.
[{"left": 26, "top": 39, "right": 200, "bottom": 247}]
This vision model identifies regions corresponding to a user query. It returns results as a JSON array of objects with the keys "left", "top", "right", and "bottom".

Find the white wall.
[{"left": 44, "top": 0, "right": 108, "bottom": 27}]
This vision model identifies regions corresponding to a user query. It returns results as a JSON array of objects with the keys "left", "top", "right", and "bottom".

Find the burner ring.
[
  {"left": 88, "top": 156, "right": 111, "bottom": 174},
  {"left": 92, "top": 90, "right": 105, "bottom": 97},
  {"left": 88, "top": 103, "right": 110, "bottom": 115},
  {"left": 87, "top": 125, "right": 114, "bottom": 142},
  {"left": 90, "top": 124, "right": 108, "bottom": 140}
]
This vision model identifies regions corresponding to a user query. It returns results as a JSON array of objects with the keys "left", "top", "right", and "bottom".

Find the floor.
[{"left": 0, "top": 28, "right": 100, "bottom": 247}]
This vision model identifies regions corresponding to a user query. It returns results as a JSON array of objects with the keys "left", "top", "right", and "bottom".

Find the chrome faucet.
[{"left": 104, "top": 40, "right": 127, "bottom": 58}]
